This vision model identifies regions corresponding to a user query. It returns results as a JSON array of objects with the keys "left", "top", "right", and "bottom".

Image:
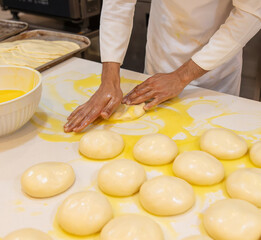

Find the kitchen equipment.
[
  {"left": 0, "top": 19, "right": 28, "bottom": 41},
  {"left": 1, "top": 29, "right": 91, "bottom": 72},
  {"left": 0, "top": 65, "right": 42, "bottom": 136}
]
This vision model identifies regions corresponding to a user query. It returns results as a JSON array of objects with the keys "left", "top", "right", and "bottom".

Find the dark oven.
[{"left": 1, "top": 0, "right": 101, "bottom": 21}]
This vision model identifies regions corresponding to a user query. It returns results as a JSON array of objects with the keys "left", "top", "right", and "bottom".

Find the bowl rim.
[{"left": 0, "top": 65, "right": 42, "bottom": 106}]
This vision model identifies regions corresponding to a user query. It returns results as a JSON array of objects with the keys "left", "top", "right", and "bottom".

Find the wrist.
[{"left": 102, "top": 62, "right": 121, "bottom": 85}]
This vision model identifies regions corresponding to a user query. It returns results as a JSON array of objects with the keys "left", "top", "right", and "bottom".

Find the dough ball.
[
  {"left": 57, "top": 191, "right": 113, "bottom": 236},
  {"left": 200, "top": 128, "right": 248, "bottom": 160},
  {"left": 98, "top": 159, "right": 147, "bottom": 197},
  {"left": 79, "top": 129, "right": 124, "bottom": 159},
  {"left": 172, "top": 151, "right": 224, "bottom": 185},
  {"left": 226, "top": 168, "right": 261, "bottom": 207},
  {"left": 203, "top": 199, "right": 261, "bottom": 240},
  {"left": 109, "top": 103, "right": 145, "bottom": 121},
  {"left": 250, "top": 141, "right": 261, "bottom": 167},
  {"left": 139, "top": 175, "right": 195, "bottom": 216},
  {"left": 182, "top": 235, "right": 213, "bottom": 240},
  {"left": 21, "top": 162, "right": 75, "bottom": 198},
  {"left": 3, "top": 228, "right": 52, "bottom": 240},
  {"left": 100, "top": 214, "right": 164, "bottom": 240},
  {"left": 133, "top": 133, "right": 178, "bottom": 165}
]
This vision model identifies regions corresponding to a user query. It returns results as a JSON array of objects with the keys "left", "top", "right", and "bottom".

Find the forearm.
[{"left": 101, "top": 62, "right": 121, "bottom": 86}]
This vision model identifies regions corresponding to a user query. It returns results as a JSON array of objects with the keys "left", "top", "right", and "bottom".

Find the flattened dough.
[
  {"left": 100, "top": 214, "right": 164, "bottom": 240},
  {"left": 172, "top": 151, "right": 224, "bottom": 185},
  {"left": 109, "top": 103, "right": 145, "bottom": 121},
  {"left": 57, "top": 191, "right": 113, "bottom": 236},
  {"left": 133, "top": 133, "right": 178, "bottom": 165},
  {"left": 139, "top": 176, "right": 195, "bottom": 216},
  {"left": 226, "top": 168, "right": 261, "bottom": 207},
  {"left": 3, "top": 228, "right": 52, "bottom": 240},
  {"left": 200, "top": 128, "right": 248, "bottom": 159},
  {"left": 21, "top": 162, "right": 75, "bottom": 198},
  {"left": 98, "top": 159, "right": 146, "bottom": 197},
  {"left": 79, "top": 129, "right": 124, "bottom": 159},
  {"left": 250, "top": 141, "right": 261, "bottom": 167},
  {"left": 203, "top": 199, "right": 261, "bottom": 240},
  {"left": 182, "top": 235, "right": 213, "bottom": 240}
]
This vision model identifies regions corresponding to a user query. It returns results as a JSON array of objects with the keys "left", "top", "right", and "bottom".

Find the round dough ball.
[
  {"left": 100, "top": 214, "right": 164, "bottom": 240},
  {"left": 203, "top": 199, "right": 261, "bottom": 240},
  {"left": 250, "top": 141, "right": 261, "bottom": 167},
  {"left": 79, "top": 129, "right": 124, "bottom": 159},
  {"left": 139, "top": 175, "right": 195, "bottom": 216},
  {"left": 57, "top": 191, "right": 113, "bottom": 236},
  {"left": 98, "top": 159, "right": 147, "bottom": 197},
  {"left": 200, "top": 128, "right": 248, "bottom": 160},
  {"left": 226, "top": 168, "right": 261, "bottom": 207},
  {"left": 133, "top": 133, "right": 178, "bottom": 165},
  {"left": 21, "top": 162, "right": 75, "bottom": 198},
  {"left": 182, "top": 235, "right": 213, "bottom": 240},
  {"left": 3, "top": 228, "right": 52, "bottom": 240},
  {"left": 172, "top": 151, "right": 224, "bottom": 185}
]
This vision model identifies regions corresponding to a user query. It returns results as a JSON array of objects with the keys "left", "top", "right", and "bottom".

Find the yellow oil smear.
[
  {"left": 31, "top": 211, "right": 42, "bottom": 216},
  {"left": 64, "top": 101, "right": 79, "bottom": 112},
  {"left": 0, "top": 89, "right": 26, "bottom": 103},
  {"left": 14, "top": 200, "right": 23, "bottom": 205},
  {"left": 15, "top": 207, "right": 25, "bottom": 212}
]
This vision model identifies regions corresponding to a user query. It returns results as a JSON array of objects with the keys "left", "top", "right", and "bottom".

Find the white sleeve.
[
  {"left": 191, "top": 0, "right": 261, "bottom": 71},
  {"left": 100, "top": 0, "right": 137, "bottom": 64}
]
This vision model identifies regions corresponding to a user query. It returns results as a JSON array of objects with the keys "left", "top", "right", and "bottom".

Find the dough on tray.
[
  {"left": 57, "top": 191, "right": 113, "bottom": 236},
  {"left": 203, "top": 199, "right": 261, "bottom": 240},
  {"left": 250, "top": 141, "right": 261, "bottom": 167},
  {"left": 3, "top": 228, "right": 52, "bottom": 240},
  {"left": 133, "top": 133, "right": 178, "bottom": 165},
  {"left": 172, "top": 150, "right": 224, "bottom": 185},
  {"left": 139, "top": 175, "right": 195, "bottom": 216},
  {"left": 21, "top": 162, "right": 75, "bottom": 198},
  {"left": 226, "top": 168, "right": 261, "bottom": 207},
  {"left": 109, "top": 103, "right": 145, "bottom": 121},
  {"left": 98, "top": 159, "right": 146, "bottom": 197},
  {"left": 79, "top": 129, "right": 124, "bottom": 159},
  {"left": 200, "top": 128, "right": 248, "bottom": 160},
  {"left": 100, "top": 214, "right": 164, "bottom": 240}
]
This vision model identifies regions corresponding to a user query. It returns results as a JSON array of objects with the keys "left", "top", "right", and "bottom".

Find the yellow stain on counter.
[
  {"left": 0, "top": 90, "right": 26, "bottom": 103},
  {"left": 15, "top": 207, "right": 25, "bottom": 212}
]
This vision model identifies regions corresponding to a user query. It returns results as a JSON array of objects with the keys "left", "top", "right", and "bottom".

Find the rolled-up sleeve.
[
  {"left": 100, "top": 0, "right": 137, "bottom": 64},
  {"left": 192, "top": 0, "right": 261, "bottom": 71}
]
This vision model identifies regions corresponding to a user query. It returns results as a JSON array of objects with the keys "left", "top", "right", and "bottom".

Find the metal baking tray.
[
  {"left": 0, "top": 19, "right": 28, "bottom": 41},
  {"left": 1, "top": 29, "right": 91, "bottom": 72}
]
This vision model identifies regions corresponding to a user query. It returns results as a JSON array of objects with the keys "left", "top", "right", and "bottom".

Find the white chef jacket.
[{"left": 100, "top": 0, "right": 261, "bottom": 95}]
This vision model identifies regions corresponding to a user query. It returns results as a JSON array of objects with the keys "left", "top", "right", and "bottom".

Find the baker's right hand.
[{"left": 64, "top": 62, "right": 122, "bottom": 133}]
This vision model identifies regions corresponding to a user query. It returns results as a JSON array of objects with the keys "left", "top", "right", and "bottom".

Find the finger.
[
  {"left": 72, "top": 109, "right": 102, "bottom": 132},
  {"left": 67, "top": 104, "right": 84, "bottom": 120},
  {"left": 64, "top": 109, "right": 88, "bottom": 133},
  {"left": 144, "top": 98, "right": 162, "bottom": 110},
  {"left": 127, "top": 91, "right": 155, "bottom": 105},
  {"left": 123, "top": 85, "right": 151, "bottom": 104},
  {"left": 101, "top": 98, "right": 121, "bottom": 119}
]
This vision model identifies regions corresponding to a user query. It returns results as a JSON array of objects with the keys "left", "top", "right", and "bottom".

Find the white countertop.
[{"left": 0, "top": 57, "right": 261, "bottom": 240}]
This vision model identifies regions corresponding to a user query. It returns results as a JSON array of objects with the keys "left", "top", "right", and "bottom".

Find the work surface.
[{"left": 0, "top": 57, "right": 261, "bottom": 240}]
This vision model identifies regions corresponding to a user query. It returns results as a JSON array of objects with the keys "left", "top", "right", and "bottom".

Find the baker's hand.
[
  {"left": 122, "top": 59, "right": 207, "bottom": 110},
  {"left": 64, "top": 62, "right": 122, "bottom": 133}
]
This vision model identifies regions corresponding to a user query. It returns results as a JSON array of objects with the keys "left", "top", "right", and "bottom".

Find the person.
[{"left": 64, "top": 0, "right": 261, "bottom": 133}]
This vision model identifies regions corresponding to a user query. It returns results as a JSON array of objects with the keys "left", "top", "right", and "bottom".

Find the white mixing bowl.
[{"left": 0, "top": 65, "right": 42, "bottom": 136}]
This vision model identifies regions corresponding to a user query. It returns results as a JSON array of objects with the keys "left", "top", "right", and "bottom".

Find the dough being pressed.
[
  {"left": 139, "top": 175, "right": 195, "bottom": 216},
  {"left": 226, "top": 168, "right": 261, "bottom": 207},
  {"left": 182, "top": 235, "right": 213, "bottom": 240},
  {"left": 109, "top": 103, "right": 145, "bottom": 121},
  {"left": 98, "top": 159, "right": 147, "bottom": 197},
  {"left": 100, "top": 214, "right": 164, "bottom": 240},
  {"left": 3, "top": 228, "right": 52, "bottom": 240},
  {"left": 21, "top": 162, "right": 75, "bottom": 198},
  {"left": 133, "top": 133, "right": 178, "bottom": 165},
  {"left": 172, "top": 151, "right": 224, "bottom": 185},
  {"left": 57, "top": 191, "right": 113, "bottom": 236},
  {"left": 203, "top": 199, "right": 261, "bottom": 240},
  {"left": 200, "top": 128, "right": 248, "bottom": 160},
  {"left": 79, "top": 129, "right": 124, "bottom": 159},
  {"left": 250, "top": 141, "right": 261, "bottom": 167}
]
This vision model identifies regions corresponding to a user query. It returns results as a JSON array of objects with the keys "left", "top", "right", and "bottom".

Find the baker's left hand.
[{"left": 122, "top": 72, "right": 186, "bottom": 110}]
